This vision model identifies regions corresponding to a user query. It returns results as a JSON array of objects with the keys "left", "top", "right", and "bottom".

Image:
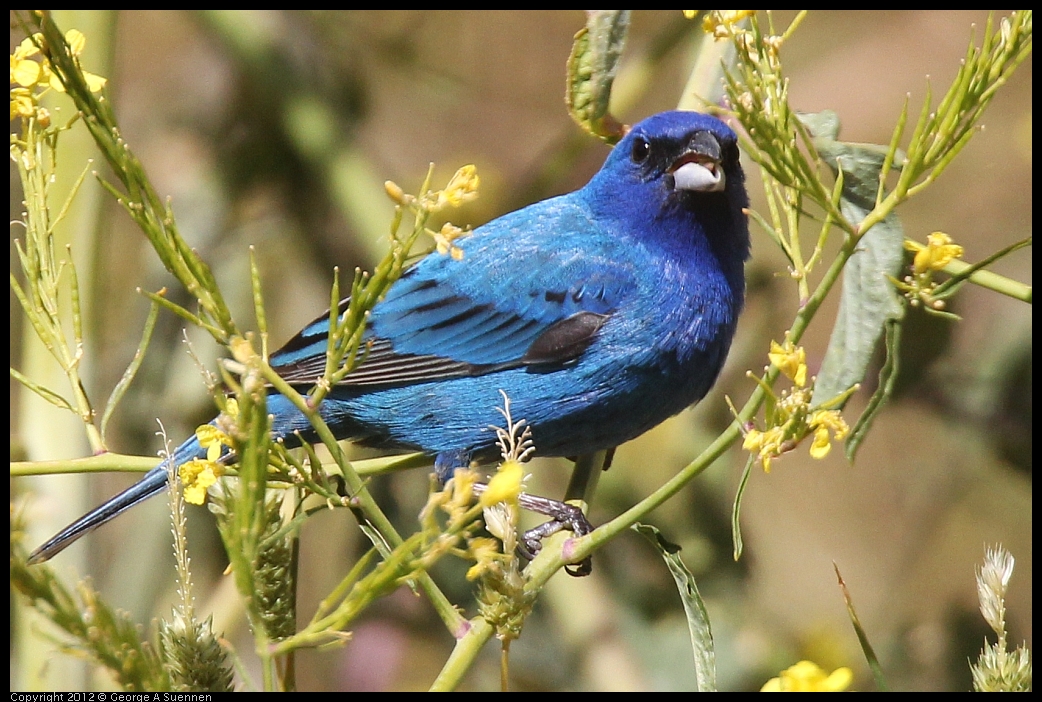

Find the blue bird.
[{"left": 28, "top": 110, "right": 749, "bottom": 565}]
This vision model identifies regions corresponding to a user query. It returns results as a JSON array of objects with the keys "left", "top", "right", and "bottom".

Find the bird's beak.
[{"left": 668, "top": 131, "right": 725, "bottom": 193}]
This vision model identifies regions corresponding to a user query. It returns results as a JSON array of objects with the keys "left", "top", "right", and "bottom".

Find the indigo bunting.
[{"left": 28, "top": 110, "right": 749, "bottom": 564}]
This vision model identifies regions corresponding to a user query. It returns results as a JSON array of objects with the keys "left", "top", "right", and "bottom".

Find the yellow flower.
[
  {"left": 432, "top": 164, "right": 480, "bottom": 210},
  {"left": 78, "top": 69, "right": 108, "bottom": 94},
  {"left": 465, "top": 537, "right": 503, "bottom": 581},
  {"left": 10, "top": 88, "right": 37, "bottom": 119},
  {"left": 433, "top": 222, "right": 467, "bottom": 260},
  {"left": 479, "top": 458, "right": 524, "bottom": 508},
  {"left": 702, "top": 10, "right": 756, "bottom": 37},
  {"left": 11, "top": 34, "right": 43, "bottom": 63},
  {"left": 10, "top": 29, "right": 106, "bottom": 124},
  {"left": 64, "top": 29, "right": 87, "bottom": 55},
  {"left": 807, "top": 410, "right": 849, "bottom": 460},
  {"left": 742, "top": 428, "right": 765, "bottom": 453},
  {"left": 176, "top": 418, "right": 236, "bottom": 505},
  {"left": 809, "top": 425, "right": 832, "bottom": 459},
  {"left": 179, "top": 459, "right": 223, "bottom": 505},
  {"left": 196, "top": 424, "right": 233, "bottom": 462},
  {"left": 768, "top": 340, "right": 808, "bottom": 387},
  {"left": 47, "top": 30, "right": 107, "bottom": 93},
  {"left": 11, "top": 54, "right": 44, "bottom": 88},
  {"left": 441, "top": 467, "right": 478, "bottom": 524},
  {"left": 743, "top": 425, "right": 787, "bottom": 473},
  {"left": 761, "top": 660, "right": 853, "bottom": 692},
  {"left": 905, "top": 231, "right": 964, "bottom": 275}
]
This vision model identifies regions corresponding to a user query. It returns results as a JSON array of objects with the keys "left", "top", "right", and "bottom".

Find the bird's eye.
[{"left": 631, "top": 136, "right": 651, "bottom": 164}]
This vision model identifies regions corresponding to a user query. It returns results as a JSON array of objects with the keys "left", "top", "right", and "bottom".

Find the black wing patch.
[
  {"left": 270, "top": 307, "right": 610, "bottom": 390},
  {"left": 521, "top": 311, "right": 609, "bottom": 365}
]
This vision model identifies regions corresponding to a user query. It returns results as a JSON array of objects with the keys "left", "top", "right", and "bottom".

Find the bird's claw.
[{"left": 515, "top": 496, "right": 594, "bottom": 577}]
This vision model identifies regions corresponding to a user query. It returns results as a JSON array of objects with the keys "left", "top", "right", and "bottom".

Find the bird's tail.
[{"left": 26, "top": 434, "right": 206, "bottom": 565}]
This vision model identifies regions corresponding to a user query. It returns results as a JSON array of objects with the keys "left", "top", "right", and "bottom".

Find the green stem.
[{"left": 260, "top": 365, "right": 467, "bottom": 636}]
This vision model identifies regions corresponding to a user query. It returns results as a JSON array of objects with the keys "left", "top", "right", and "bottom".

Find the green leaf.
[
  {"left": 845, "top": 317, "right": 901, "bottom": 462},
  {"left": 731, "top": 454, "right": 755, "bottom": 562},
  {"left": 566, "top": 10, "right": 630, "bottom": 143},
  {"left": 802, "top": 111, "right": 906, "bottom": 416},
  {"left": 633, "top": 523, "right": 716, "bottom": 692},
  {"left": 834, "top": 563, "right": 888, "bottom": 691}
]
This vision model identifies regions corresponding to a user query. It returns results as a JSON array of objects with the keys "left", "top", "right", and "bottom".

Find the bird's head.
[{"left": 584, "top": 110, "right": 750, "bottom": 273}]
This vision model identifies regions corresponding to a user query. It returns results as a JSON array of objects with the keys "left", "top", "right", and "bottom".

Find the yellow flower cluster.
[
  {"left": 433, "top": 164, "right": 480, "bottom": 210},
  {"left": 767, "top": 339, "right": 807, "bottom": 388},
  {"left": 699, "top": 10, "right": 757, "bottom": 38},
  {"left": 907, "top": 231, "right": 964, "bottom": 275},
  {"left": 742, "top": 340, "right": 850, "bottom": 472},
  {"left": 761, "top": 660, "right": 853, "bottom": 692},
  {"left": 178, "top": 400, "right": 238, "bottom": 505},
  {"left": 384, "top": 164, "right": 479, "bottom": 260},
  {"left": 433, "top": 223, "right": 468, "bottom": 261},
  {"left": 892, "top": 231, "right": 965, "bottom": 312},
  {"left": 479, "top": 458, "right": 524, "bottom": 509},
  {"left": 10, "top": 29, "right": 107, "bottom": 122}
]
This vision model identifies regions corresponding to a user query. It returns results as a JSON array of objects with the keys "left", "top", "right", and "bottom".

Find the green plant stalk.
[
  {"left": 214, "top": 366, "right": 275, "bottom": 687},
  {"left": 25, "top": 11, "right": 238, "bottom": 341},
  {"left": 12, "top": 127, "right": 104, "bottom": 454},
  {"left": 100, "top": 299, "right": 160, "bottom": 444},
  {"left": 274, "top": 497, "right": 486, "bottom": 655},
  {"left": 12, "top": 10, "right": 118, "bottom": 693},
  {"left": 430, "top": 618, "right": 495, "bottom": 691},
  {"left": 431, "top": 527, "right": 575, "bottom": 691},
  {"left": 9, "top": 450, "right": 430, "bottom": 479},
  {"left": 260, "top": 364, "right": 467, "bottom": 636},
  {"left": 942, "top": 258, "right": 1032, "bottom": 303}
]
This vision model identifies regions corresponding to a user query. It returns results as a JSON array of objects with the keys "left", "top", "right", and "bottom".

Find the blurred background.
[{"left": 11, "top": 10, "right": 1031, "bottom": 691}]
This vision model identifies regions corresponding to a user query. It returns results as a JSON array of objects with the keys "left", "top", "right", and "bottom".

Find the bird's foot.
[
  {"left": 471, "top": 482, "right": 594, "bottom": 576},
  {"left": 515, "top": 492, "right": 593, "bottom": 577}
]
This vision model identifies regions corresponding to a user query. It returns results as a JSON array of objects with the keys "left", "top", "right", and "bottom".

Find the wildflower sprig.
[
  {"left": 473, "top": 395, "right": 536, "bottom": 654},
  {"left": 18, "top": 10, "right": 238, "bottom": 343},
  {"left": 176, "top": 401, "right": 238, "bottom": 506},
  {"left": 427, "top": 395, "right": 540, "bottom": 691},
  {"left": 158, "top": 427, "right": 234, "bottom": 692},
  {"left": 270, "top": 465, "right": 493, "bottom": 655},
  {"left": 971, "top": 545, "right": 1031, "bottom": 692},
  {"left": 742, "top": 339, "right": 853, "bottom": 472},
  {"left": 890, "top": 231, "right": 965, "bottom": 316},
  {"left": 708, "top": 11, "right": 1032, "bottom": 465},
  {"left": 386, "top": 164, "right": 479, "bottom": 261},
  {"left": 721, "top": 11, "right": 1032, "bottom": 243},
  {"left": 10, "top": 28, "right": 106, "bottom": 125},
  {"left": 10, "top": 22, "right": 115, "bottom": 454},
  {"left": 715, "top": 12, "right": 841, "bottom": 249}
]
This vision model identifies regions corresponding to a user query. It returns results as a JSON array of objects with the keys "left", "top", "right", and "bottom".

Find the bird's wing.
[{"left": 270, "top": 198, "right": 636, "bottom": 389}]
